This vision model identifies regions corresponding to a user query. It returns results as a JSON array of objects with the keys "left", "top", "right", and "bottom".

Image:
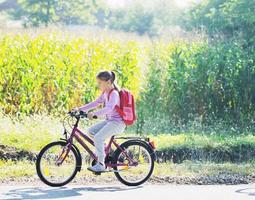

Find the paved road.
[{"left": 1, "top": 184, "right": 255, "bottom": 200}]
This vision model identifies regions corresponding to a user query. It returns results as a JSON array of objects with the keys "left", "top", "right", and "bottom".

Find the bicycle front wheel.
[
  {"left": 112, "top": 140, "right": 154, "bottom": 186},
  {"left": 36, "top": 141, "right": 79, "bottom": 187}
]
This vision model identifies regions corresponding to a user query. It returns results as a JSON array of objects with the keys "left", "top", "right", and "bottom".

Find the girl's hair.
[{"left": 96, "top": 70, "right": 119, "bottom": 91}]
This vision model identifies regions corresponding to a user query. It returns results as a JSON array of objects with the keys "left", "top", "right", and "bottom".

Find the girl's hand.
[
  {"left": 71, "top": 107, "right": 79, "bottom": 112},
  {"left": 87, "top": 112, "right": 95, "bottom": 120}
]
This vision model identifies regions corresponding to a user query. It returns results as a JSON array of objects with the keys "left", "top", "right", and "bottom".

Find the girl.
[{"left": 77, "top": 71, "right": 126, "bottom": 172}]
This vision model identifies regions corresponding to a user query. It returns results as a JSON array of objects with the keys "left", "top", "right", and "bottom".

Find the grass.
[
  {"left": 154, "top": 161, "right": 255, "bottom": 176},
  {"left": 0, "top": 160, "right": 35, "bottom": 179},
  {"left": 151, "top": 133, "right": 255, "bottom": 151},
  {"left": 0, "top": 113, "right": 61, "bottom": 152},
  {"left": 1, "top": 112, "right": 255, "bottom": 181},
  {"left": 1, "top": 113, "right": 255, "bottom": 153},
  {"left": 1, "top": 159, "right": 255, "bottom": 181},
  {"left": 1, "top": 113, "right": 255, "bottom": 164}
]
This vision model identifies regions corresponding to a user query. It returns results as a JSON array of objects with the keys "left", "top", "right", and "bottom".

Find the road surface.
[{"left": 1, "top": 184, "right": 255, "bottom": 200}]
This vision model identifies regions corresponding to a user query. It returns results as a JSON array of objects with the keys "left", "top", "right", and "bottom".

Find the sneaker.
[{"left": 87, "top": 162, "right": 106, "bottom": 172}]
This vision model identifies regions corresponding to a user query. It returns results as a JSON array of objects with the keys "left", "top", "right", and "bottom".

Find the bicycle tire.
[{"left": 36, "top": 141, "right": 79, "bottom": 187}]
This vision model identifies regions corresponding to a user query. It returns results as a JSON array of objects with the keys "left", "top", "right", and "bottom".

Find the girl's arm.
[
  {"left": 79, "top": 93, "right": 104, "bottom": 112},
  {"left": 92, "top": 90, "right": 119, "bottom": 116}
]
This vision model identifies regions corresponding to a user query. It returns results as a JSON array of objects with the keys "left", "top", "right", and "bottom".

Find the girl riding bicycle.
[
  {"left": 36, "top": 73, "right": 155, "bottom": 186},
  {"left": 74, "top": 70, "right": 126, "bottom": 172}
]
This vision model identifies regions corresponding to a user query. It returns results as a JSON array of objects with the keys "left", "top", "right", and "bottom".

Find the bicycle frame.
[{"left": 62, "top": 122, "right": 137, "bottom": 168}]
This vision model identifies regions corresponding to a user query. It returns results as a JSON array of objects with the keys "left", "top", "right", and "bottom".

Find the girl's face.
[{"left": 96, "top": 78, "right": 111, "bottom": 92}]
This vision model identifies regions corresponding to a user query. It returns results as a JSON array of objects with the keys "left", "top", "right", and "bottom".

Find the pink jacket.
[{"left": 79, "top": 90, "right": 123, "bottom": 122}]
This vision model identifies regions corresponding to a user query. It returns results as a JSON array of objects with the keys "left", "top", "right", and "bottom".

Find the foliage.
[
  {"left": 0, "top": 34, "right": 142, "bottom": 115},
  {"left": 107, "top": 0, "right": 182, "bottom": 37},
  {"left": 182, "top": 0, "right": 255, "bottom": 46},
  {"left": 107, "top": 4, "right": 155, "bottom": 36},
  {"left": 8, "top": 0, "right": 101, "bottom": 27},
  {"left": 136, "top": 40, "right": 255, "bottom": 133},
  {"left": 2, "top": 0, "right": 182, "bottom": 35},
  {"left": 0, "top": 33, "right": 254, "bottom": 132}
]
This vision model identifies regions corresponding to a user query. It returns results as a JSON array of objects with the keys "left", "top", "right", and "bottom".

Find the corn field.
[
  {"left": 0, "top": 34, "right": 254, "bottom": 134},
  {"left": 0, "top": 34, "right": 142, "bottom": 115}
]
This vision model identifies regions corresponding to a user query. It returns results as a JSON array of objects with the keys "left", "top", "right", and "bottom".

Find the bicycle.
[{"left": 36, "top": 110, "right": 156, "bottom": 187}]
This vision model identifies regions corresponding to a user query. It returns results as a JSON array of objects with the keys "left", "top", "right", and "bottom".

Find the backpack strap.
[
  {"left": 107, "top": 88, "right": 125, "bottom": 116},
  {"left": 107, "top": 88, "right": 116, "bottom": 101}
]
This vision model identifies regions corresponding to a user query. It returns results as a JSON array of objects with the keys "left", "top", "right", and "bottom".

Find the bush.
[{"left": 136, "top": 40, "right": 255, "bottom": 134}]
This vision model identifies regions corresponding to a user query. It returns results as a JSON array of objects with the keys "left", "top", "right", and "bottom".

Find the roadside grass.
[
  {"left": 0, "top": 160, "right": 34, "bottom": 179},
  {"left": 2, "top": 113, "right": 255, "bottom": 154},
  {"left": 1, "top": 111, "right": 255, "bottom": 182},
  {"left": 1, "top": 159, "right": 255, "bottom": 181},
  {"left": 0, "top": 114, "right": 61, "bottom": 152},
  {"left": 151, "top": 133, "right": 255, "bottom": 151},
  {"left": 154, "top": 161, "right": 255, "bottom": 176}
]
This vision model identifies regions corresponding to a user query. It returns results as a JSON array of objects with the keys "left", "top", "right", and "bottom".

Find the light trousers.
[{"left": 88, "top": 120, "right": 126, "bottom": 164}]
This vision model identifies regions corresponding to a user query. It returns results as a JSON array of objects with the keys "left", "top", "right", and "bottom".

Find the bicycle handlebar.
[{"left": 68, "top": 110, "right": 97, "bottom": 119}]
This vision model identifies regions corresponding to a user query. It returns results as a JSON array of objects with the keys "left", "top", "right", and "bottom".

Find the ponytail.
[
  {"left": 111, "top": 71, "right": 115, "bottom": 82},
  {"left": 111, "top": 71, "right": 119, "bottom": 91}
]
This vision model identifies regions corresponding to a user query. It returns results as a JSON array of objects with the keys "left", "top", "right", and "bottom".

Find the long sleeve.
[
  {"left": 93, "top": 90, "right": 119, "bottom": 117},
  {"left": 79, "top": 93, "right": 104, "bottom": 112}
]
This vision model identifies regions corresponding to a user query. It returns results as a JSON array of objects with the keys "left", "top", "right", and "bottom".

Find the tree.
[
  {"left": 107, "top": 0, "right": 182, "bottom": 37},
  {"left": 9, "top": 0, "right": 101, "bottom": 27},
  {"left": 182, "top": 0, "right": 255, "bottom": 46},
  {"left": 55, "top": 0, "right": 102, "bottom": 25},
  {"left": 107, "top": 4, "right": 155, "bottom": 36},
  {"left": 14, "top": 0, "right": 57, "bottom": 27}
]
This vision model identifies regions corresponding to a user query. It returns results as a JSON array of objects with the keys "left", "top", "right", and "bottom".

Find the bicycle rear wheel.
[
  {"left": 112, "top": 140, "right": 154, "bottom": 186},
  {"left": 36, "top": 141, "right": 79, "bottom": 187}
]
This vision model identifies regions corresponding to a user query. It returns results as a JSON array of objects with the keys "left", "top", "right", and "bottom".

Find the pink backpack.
[{"left": 108, "top": 88, "right": 136, "bottom": 125}]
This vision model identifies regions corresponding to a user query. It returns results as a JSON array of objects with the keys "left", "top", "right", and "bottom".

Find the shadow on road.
[
  {"left": 236, "top": 188, "right": 255, "bottom": 197},
  {"left": 4, "top": 185, "right": 142, "bottom": 199}
]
